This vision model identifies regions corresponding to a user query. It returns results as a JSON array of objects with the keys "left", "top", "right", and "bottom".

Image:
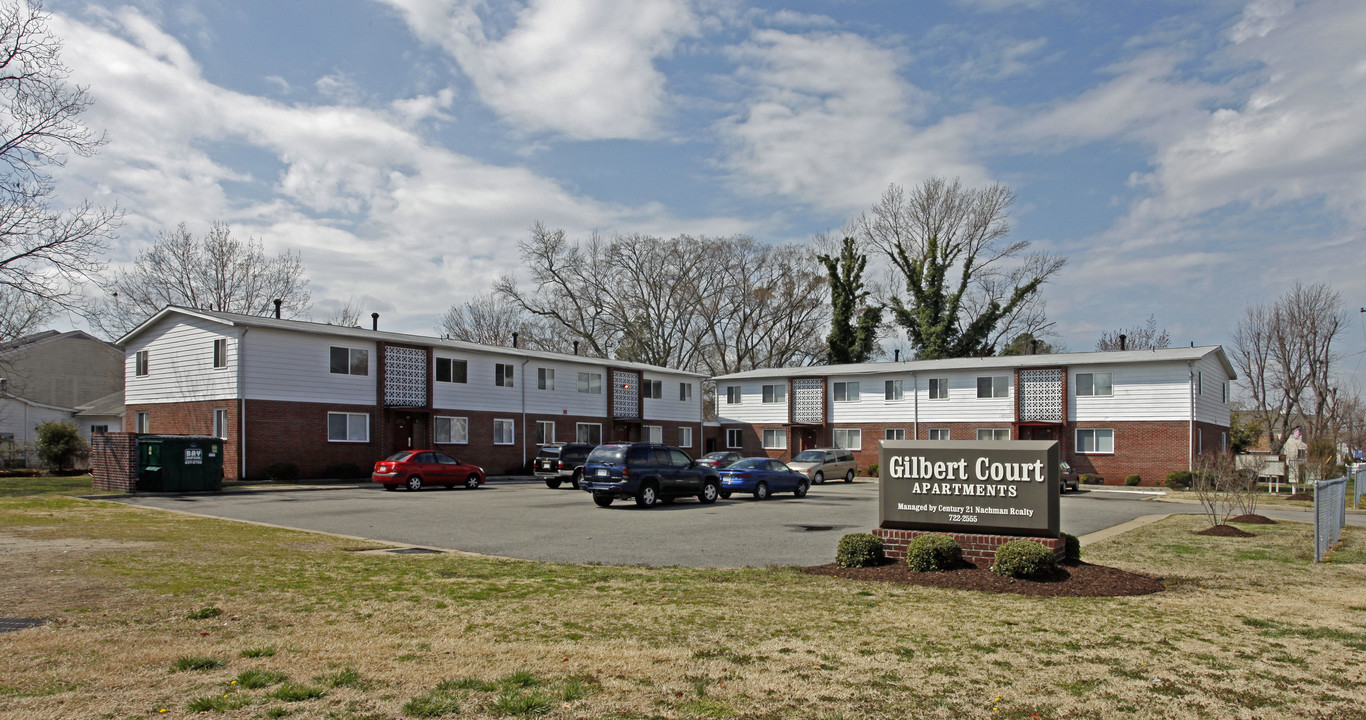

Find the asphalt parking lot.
[{"left": 108, "top": 482, "right": 1354, "bottom": 568}]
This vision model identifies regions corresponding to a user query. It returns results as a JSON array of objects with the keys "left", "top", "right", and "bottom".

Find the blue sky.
[{"left": 44, "top": 0, "right": 1366, "bottom": 381}]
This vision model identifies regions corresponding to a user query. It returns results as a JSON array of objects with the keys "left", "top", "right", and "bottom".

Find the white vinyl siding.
[
  {"left": 125, "top": 317, "right": 242, "bottom": 404},
  {"left": 762, "top": 428, "right": 786, "bottom": 449},
  {"left": 1076, "top": 428, "right": 1114, "bottom": 453},
  {"left": 242, "top": 329, "right": 375, "bottom": 405},
  {"left": 716, "top": 382, "right": 787, "bottom": 425},
  {"left": 1193, "top": 354, "right": 1233, "bottom": 427},
  {"left": 435, "top": 416, "right": 468, "bottom": 444},
  {"left": 641, "top": 372, "right": 703, "bottom": 423},
  {"left": 327, "top": 412, "right": 368, "bottom": 442},
  {"left": 1070, "top": 363, "right": 1206, "bottom": 423}
]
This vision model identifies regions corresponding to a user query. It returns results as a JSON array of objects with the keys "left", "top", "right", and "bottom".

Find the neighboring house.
[
  {"left": 712, "top": 346, "right": 1235, "bottom": 485},
  {"left": 118, "top": 307, "right": 707, "bottom": 480},
  {"left": 0, "top": 330, "right": 125, "bottom": 466},
  {"left": 75, "top": 391, "right": 126, "bottom": 439}
]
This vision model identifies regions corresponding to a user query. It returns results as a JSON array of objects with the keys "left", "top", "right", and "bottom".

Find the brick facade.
[
  {"left": 874, "top": 528, "right": 1066, "bottom": 565},
  {"left": 90, "top": 432, "right": 139, "bottom": 492},
  {"left": 123, "top": 400, "right": 241, "bottom": 478}
]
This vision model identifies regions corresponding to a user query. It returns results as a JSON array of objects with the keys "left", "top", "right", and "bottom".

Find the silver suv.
[{"left": 788, "top": 448, "right": 858, "bottom": 484}]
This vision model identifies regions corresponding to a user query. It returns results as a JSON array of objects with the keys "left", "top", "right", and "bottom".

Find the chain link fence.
[
  {"left": 1354, "top": 465, "right": 1363, "bottom": 509},
  {"left": 1314, "top": 475, "right": 1348, "bottom": 562}
]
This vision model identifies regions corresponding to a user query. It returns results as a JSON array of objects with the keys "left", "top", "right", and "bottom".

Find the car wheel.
[
  {"left": 794, "top": 479, "right": 809, "bottom": 498},
  {"left": 545, "top": 478, "right": 562, "bottom": 489},
  {"left": 571, "top": 469, "right": 582, "bottom": 489},
  {"left": 845, "top": 469, "right": 855, "bottom": 483},
  {"left": 720, "top": 491, "right": 732, "bottom": 499},
  {"left": 814, "top": 471, "right": 824, "bottom": 485},
  {"left": 754, "top": 481, "right": 769, "bottom": 500},
  {"left": 593, "top": 492, "right": 614, "bottom": 507},
  {"left": 465, "top": 475, "right": 481, "bottom": 490},
  {"left": 698, "top": 481, "right": 719, "bottom": 504},
  {"left": 635, "top": 482, "right": 659, "bottom": 508},
  {"left": 405, "top": 475, "right": 423, "bottom": 492}
]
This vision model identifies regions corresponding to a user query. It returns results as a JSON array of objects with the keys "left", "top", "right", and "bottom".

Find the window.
[
  {"left": 435, "top": 416, "right": 468, "bottom": 444},
  {"left": 832, "top": 381, "right": 860, "bottom": 402},
  {"left": 762, "top": 384, "right": 786, "bottom": 404},
  {"left": 435, "top": 357, "right": 468, "bottom": 383},
  {"left": 726, "top": 386, "right": 742, "bottom": 404},
  {"left": 928, "top": 377, "right": 948, "bottom": 399},
  {"left": 928, "top": 428, "right": 950, "bottom": 441},
  {"left": 212, "top": 339, "right": 227, "bottom": 369},
  {"left": 329, "top": 346, "right": 368, "bottom": 375},
  {"left": 135, "top": 350, "right": 149, "bottom": 377},
  {"left": 679, "top": 383, "right": 693, "bottom": 402},
  {"left": 536, "top": 420, "right": 555, "bottom": 445},
  {"left": 135, "top": 412, "right": 149, "bottom": 433},
  {"left": 885, "top": 428, "right": 905, "bottom": 440},
  {"left": 643, "top": 380, "right": 662, "bottom": 399},
  {"left": 1222, "top": 382, "right": 1228, "bottom": 403},
  {"left": 644, "top": 425, "right": 663, "bottom": 443},
  {"left": 1076, "top": 372, "right": 1112, "bottom": 396},
  {"left": 833, "top": 428, "right": 862, "bottom": 450},
  {"left": 885, "top": 380, "right": 903, "bottom": 401},
  {"left": 495, "top": 363, "right": 515, "bottom": 387},
  {"left": 576, "top": 423, "right": 602, "bottom": 445},
  {"left": 762, "top": 428, "right": 787, "bottom": 449},
  {"left": 537, "top": 368, "right": 554, "bottom": 391},
  {"left": 678, "top": 427, "right": 693, "bottom": 448},
  {"left": 726, "top": 428, "right": 743, "bottom": 448},
  {"left": 577, "top": 372, "right": 602, "bottom": 394},
  {"left": 213, "top": 408, "right": 227, "bottom": 439},
  {"left": 327, "top": 412, "right": 369, "bottom": 442},
  {"left": 1197, "top": 371, "right": 1203, "bottom": 395},
  {"left": 1076, "top": 428, "right": 1115, "bottom": 453},
  {"left": 493, "top": 419, "right": 515, "bottom": 444},
  {"left": 976, "top": 376, "right": 1009, "bottom": 398},
  {"left": 89, "top": 424, "right": 108, "bottom": 435},
  {"left": 1222, "top": 432, "right": 1227, "bottom": 452},
  {"left": 977, "top": 428, "right": 1010, "bottom": 441}
]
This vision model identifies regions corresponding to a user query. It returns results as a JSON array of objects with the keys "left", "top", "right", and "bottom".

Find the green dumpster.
[{"left": 137, "top": 435, "right": 224, "bottom": 492}]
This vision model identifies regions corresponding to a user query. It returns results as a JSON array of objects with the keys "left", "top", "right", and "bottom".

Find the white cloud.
[
  {"left": 957, "top": 36, "right": 1049, "bottom": 80},
  {"left": 377, "top": 0, "right": 699, "bottom": 140}
]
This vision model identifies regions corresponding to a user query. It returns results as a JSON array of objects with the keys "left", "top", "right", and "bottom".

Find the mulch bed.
[
  {"left": 1196, "top": 524, "right": 1255, "bottom": 537},
  {"left": 1286, "top": 493, "right": 1313, "bottom": 501},
  {"left": 803, "top": 560, "right": 1163, "bottom": 597},
  {"left": 1230, "top": 514, "right": 1276, "bottom": 524}
]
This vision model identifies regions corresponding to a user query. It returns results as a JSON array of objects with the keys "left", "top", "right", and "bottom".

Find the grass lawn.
[{"left": 0, "top": 488, "right": 1363, "bottom": 719}]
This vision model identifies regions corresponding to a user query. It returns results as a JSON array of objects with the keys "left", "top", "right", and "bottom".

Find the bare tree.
[
  {"left": 0, "top": 287, "right": 52, "bottom": 342},
  {"left": 94, "top": 222, "right": 311, "bottom": 337},
  {"left": 437, "top": 290, "right": 569, "bottom": 351},
  {"left": 1192, "top": 453, "right": 1243, "bottom": 530},
  {"left": 324, "top": 296, "right": 364, "bottom": 327},
  {"left": 0, "top": 1, "right": 119, "bottom": 339},
  {"left": 855, "top": 178, "right": 1065, "bottom": 359},
  {"left": 1096, "top": 314, "right": 1171, "bottom": 351}
]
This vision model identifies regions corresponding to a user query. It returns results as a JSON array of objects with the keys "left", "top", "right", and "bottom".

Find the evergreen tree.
[{"left": 818, "top": 237, "right": 881, "bottom": 364}]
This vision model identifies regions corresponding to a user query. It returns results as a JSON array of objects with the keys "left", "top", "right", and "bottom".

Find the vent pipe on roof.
[
  {"left": 372, "top": 313, "right": 379, "bottom": 331},
  {"left": 1030, "top": 339, "right": 1038, "bottom": 355},
  {"left": 1119, "top": 334, "right": 1127, "bottom": 351},
  {"left": 894, "top": 349, "right": 900, "bottom": 362},
  {"left": 573, "top": 340, "right": 579, "bottom": 356},
  {"left": 273, "top": 299, "right": 282, "bottom": 318},
  {"left": 512, "top": 332, "right": 519, "bottom": 349}
]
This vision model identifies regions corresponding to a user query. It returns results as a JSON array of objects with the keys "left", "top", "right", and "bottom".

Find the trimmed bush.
[
  {"left": 1059, "top": 532, "right": 1081, "bottom": 563},
  {"left": 835, "top": 533, "right": 885, "bottom": 568},
  {"left": 866, "top": 464, "right": 879, "bottom": 478},
  {"left": 904, "top": 534, "right": 962, "bottom": 572},
  {"left": 322, "top": 462, "right": 365, "bottom": 479},
  {"left": 1124, "top": 474, "right": 1142, "bottom": 486},
  {"left": 990, "top": 540, "right": 1056, "bottom": 579},
  {"left": 1164, "top": 470, "right": 1193, "bottom": 490},
  {"left": 264, "top": 462, "right": 300, "bottom": 483}
]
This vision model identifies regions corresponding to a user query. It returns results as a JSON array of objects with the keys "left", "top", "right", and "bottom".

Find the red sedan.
[{"left": 372, "top": 450, "right": 484, "bottom": 491}]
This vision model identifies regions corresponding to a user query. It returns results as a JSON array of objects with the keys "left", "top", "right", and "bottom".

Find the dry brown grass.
[{"left": 1, "top": 493, "right": 1364, "bottom": 719}]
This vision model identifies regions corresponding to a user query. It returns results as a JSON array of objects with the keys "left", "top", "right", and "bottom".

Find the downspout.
[
  {"left": 1188, "top": 360, "right": 1195, "bottom": 472},
  {"left": 520, "top": 356, "right": 531, "bottom": 470},
  {"left": 238, "top": 328, "right": 249, "bottom": 480},
  {"left": 911, "top": 373, "right": 919, "bottom": 439}
]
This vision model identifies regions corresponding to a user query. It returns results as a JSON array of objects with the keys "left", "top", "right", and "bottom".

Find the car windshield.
[
  {"left": 792, "top": 451, "right": 824, "bottom": 462},
  {"left": 384, "top": 452, "right": 413, "bottom": 462},
  {"left": 730, "top": 458, "right": 765, "bottom": 469},
  {"left": 535, "top": 447, "right": 561, "bottom": 459},
  {"left": 587, "top": 445, "right": 628, "bottom": 464},
  {"left": 703, "top": 452, "right": 731, "bottom": 460}
]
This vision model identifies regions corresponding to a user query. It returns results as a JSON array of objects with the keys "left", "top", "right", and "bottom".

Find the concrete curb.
[{"left": 1077, "top": 513, "right": 1172, "bottom": 547}]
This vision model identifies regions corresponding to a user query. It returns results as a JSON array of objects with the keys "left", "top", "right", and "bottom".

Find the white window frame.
[
  {"left": 495, "top": 363, "right": 515, "bottom": 388},
  {"left": 135, "top": 412, "right": 149, "bottom": 434},
  {"left": 213, "top": 408, "right": 228, "bottom": 439},
  {"left": 928, "top": 377, "right": 948, "bottom": 400},
  {"left": 327, "top": 412, "right": 369, "bottom": 443},
  {"left": 577, "top": 372, "right": 602, "bottom": 394},
  {"left": 678, "top": 426, "right": 693, "bottom": 448},
  {"left": 537, "top": 368, "right": 555, "bottom": 391},
  {"left": 89, "top": 424, "right": 109, "bottom": 435},
  {"left": 885, "top": 380, "right": 903, "bottom": 401},
  {"left": 493, "top": 418, "right": 515, "bottom": 445},
  {"left": 832, "top": 381, "right": 860, "bottom": 402},
  {"left": 536, "top": 420, "right": 556, "bottom": 445},
  {"left": 645, "top": 425, "right": 663, "bottom": 443},
  {"left": 643, "top": 380, "right": 662, "bottom": 399},
  {"left": 435, "top": 416, "right": 469, "bottom": 444},
  {"left": 212, "top": 339, "right": 227, "bottom": 369},
  {"left": 680, "top": 383, "right": 693, "bottom": 402},
  {"left": 726, "top": 386, "right": 742, "bottom": 404},
  {"left": 976, "top": 376, "right": 1009, "bottom": 399},
  {"left": 435, "top": 357, "right": 468, "bottom": 384},
  {"left": 329, "top": 346, "right": 368, "bottom": 376},
  {"left": 833, "top": 427, "right": 862, "bottom": 450},
  {"left": 576, "top": 423, "right": 602, "bottom": 445},
  {"left": 762, "top": 428, "right": 787, "bottom": 449},
  {"left": 885, "top": 428, "right": 905, "bottom": 440},
  {"left": 1075, "top": 428, "right": 1115, "bottom": 454},
  {"left": 726, "top": 428, "right": 743, "bottom": 448},
  {"left": 928, "top": 428, "right": 950, "bottom": 441},
  {"left": 135, "top": 350, "right": 148, "bottom": 377},
  {"left": 977, "top": 428, "right": 1010, "bottom": 441},
  {"left": 762, "top": 384, "right": 786, "bottom": 404},
  {"left": 1076, "top": 372, "right": 1112, "bottom": 397}
]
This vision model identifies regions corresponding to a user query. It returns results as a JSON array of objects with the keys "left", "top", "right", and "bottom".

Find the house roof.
[
  {"left": 75, "top": 390, "right": 125, "bottom": 417},
  {"left": 0, "top": 329, "right": 117, "bottom": 356},
  {"left": 118, "top": 306, "right": 709, "bottom": 379},
  {"left": 711, "top": 345, "right": 1237, "bottom": 382}
]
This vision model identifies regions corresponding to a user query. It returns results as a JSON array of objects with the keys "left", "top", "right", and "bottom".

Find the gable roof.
[
  {"left": 711, "top": 345, "right": 1237, "bottom": 382},
  {"left": 118, "top": 306, "right": 708, "bottom": 379},
  {"left": 0, "top": 329, "right": 118, "bottom": 357},
  {"left": 75, "top": 390, "right": 125, "bottom": 417}
]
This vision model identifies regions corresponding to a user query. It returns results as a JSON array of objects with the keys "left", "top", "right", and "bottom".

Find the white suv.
[{"left": 788, "top": 448, "right": 858, "bottom": 484}]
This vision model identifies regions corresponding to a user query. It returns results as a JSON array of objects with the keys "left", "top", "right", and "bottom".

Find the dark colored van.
[
  {"left": 579, "top": 443, "right": 721, "bottom": 508},
  {"left": 533, "top": 442, "right": 595, "bottom": 488}
]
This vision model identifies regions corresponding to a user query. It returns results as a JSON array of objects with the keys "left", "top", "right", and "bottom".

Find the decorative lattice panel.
[
  {"left": 613, "top": 370, "right": 639, "bottom": 418},
  {"left": 793, "top": 378, "right": 823, "bottom": 424},
  {"left": 384, "top": 346, "right": 428, "bottom": 407},
  {"left": 1018, "top": 368, "right": 1063, "bottom": 422}
]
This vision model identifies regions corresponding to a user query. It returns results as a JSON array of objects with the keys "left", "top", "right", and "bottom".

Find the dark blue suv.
[{"left": 580, "top": 443, "right": 721, "bottom": 508}]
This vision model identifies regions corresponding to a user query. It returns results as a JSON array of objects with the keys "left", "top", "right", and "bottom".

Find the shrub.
[
  {"left": 1079, "top": 473, "right": 1091, "bottom": 484},
  {"left": 835, "top": 533, "right": 885, "bottom": 568},
  {"left": 316, "top": 667, "right": 362, "bottom": 688},
  {"left": 866, "top": 464, "right": 879, "bottom": 478},
  {"left": 990, "top": 540, "right": 1056, "bottom": 579},
  {"left": 321, "top": 462, "right": 365, "bottom": 479},
  {"left": 264, "top": 462, "right": 300, "bottom": 483},
  {"left": 240, "top": 646, "right": 276, "bottom": 658},
  {"left": 172, "top": 655, "right": 225, "bottom": 672},
  {"left": 904, "top": 534, "right": 962, "bottom": 572},
  {"left": 186, "top": 606, "right": 221, "bottom": 620},
  {"left": 1125, "top": 474, "right": 1142, "bottom": 486},
  {"left": 236, "top": 668, "right": 287, "bottom": 689},
  {"left": 1059, "top": 532, "right": 1081, "bottom": 562},
  {"left": 34, "top": 420, "right": 86, "bottom": 471},
  {"left": 1165, "top": 470, "right": 1193, "bottom": 490}
]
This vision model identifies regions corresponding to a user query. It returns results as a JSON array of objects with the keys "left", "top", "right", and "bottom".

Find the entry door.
[
  {"left": 1020, "top": 426, "right": 1060, "bottom": 443},
  {"left": 392, "top": 413, "right": 416, "bottom": 454}
]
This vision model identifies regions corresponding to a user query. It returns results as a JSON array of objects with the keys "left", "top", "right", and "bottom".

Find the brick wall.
[
  {"left": 90, "top": 432, "right": 138, "bottom": 492},
  {"left": 874, "top": 528, "right": 1065, "bottom": 565},
  {"left": 125, "top": 401, "right": 240, "bottom": 478}
]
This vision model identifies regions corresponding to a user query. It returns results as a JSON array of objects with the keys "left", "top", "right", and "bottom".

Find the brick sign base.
[{"left": 874, "top": 528, "right": 1065, "bottom": 565}]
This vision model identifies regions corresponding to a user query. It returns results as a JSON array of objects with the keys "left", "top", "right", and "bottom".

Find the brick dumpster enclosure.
[{"left": 91, "top": 432, "right": 139, "bottom": 492}]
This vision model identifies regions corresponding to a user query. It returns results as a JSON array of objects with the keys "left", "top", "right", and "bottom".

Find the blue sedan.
[{"left": 718, "top": 458, "right": 810, "bottom": 500}]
